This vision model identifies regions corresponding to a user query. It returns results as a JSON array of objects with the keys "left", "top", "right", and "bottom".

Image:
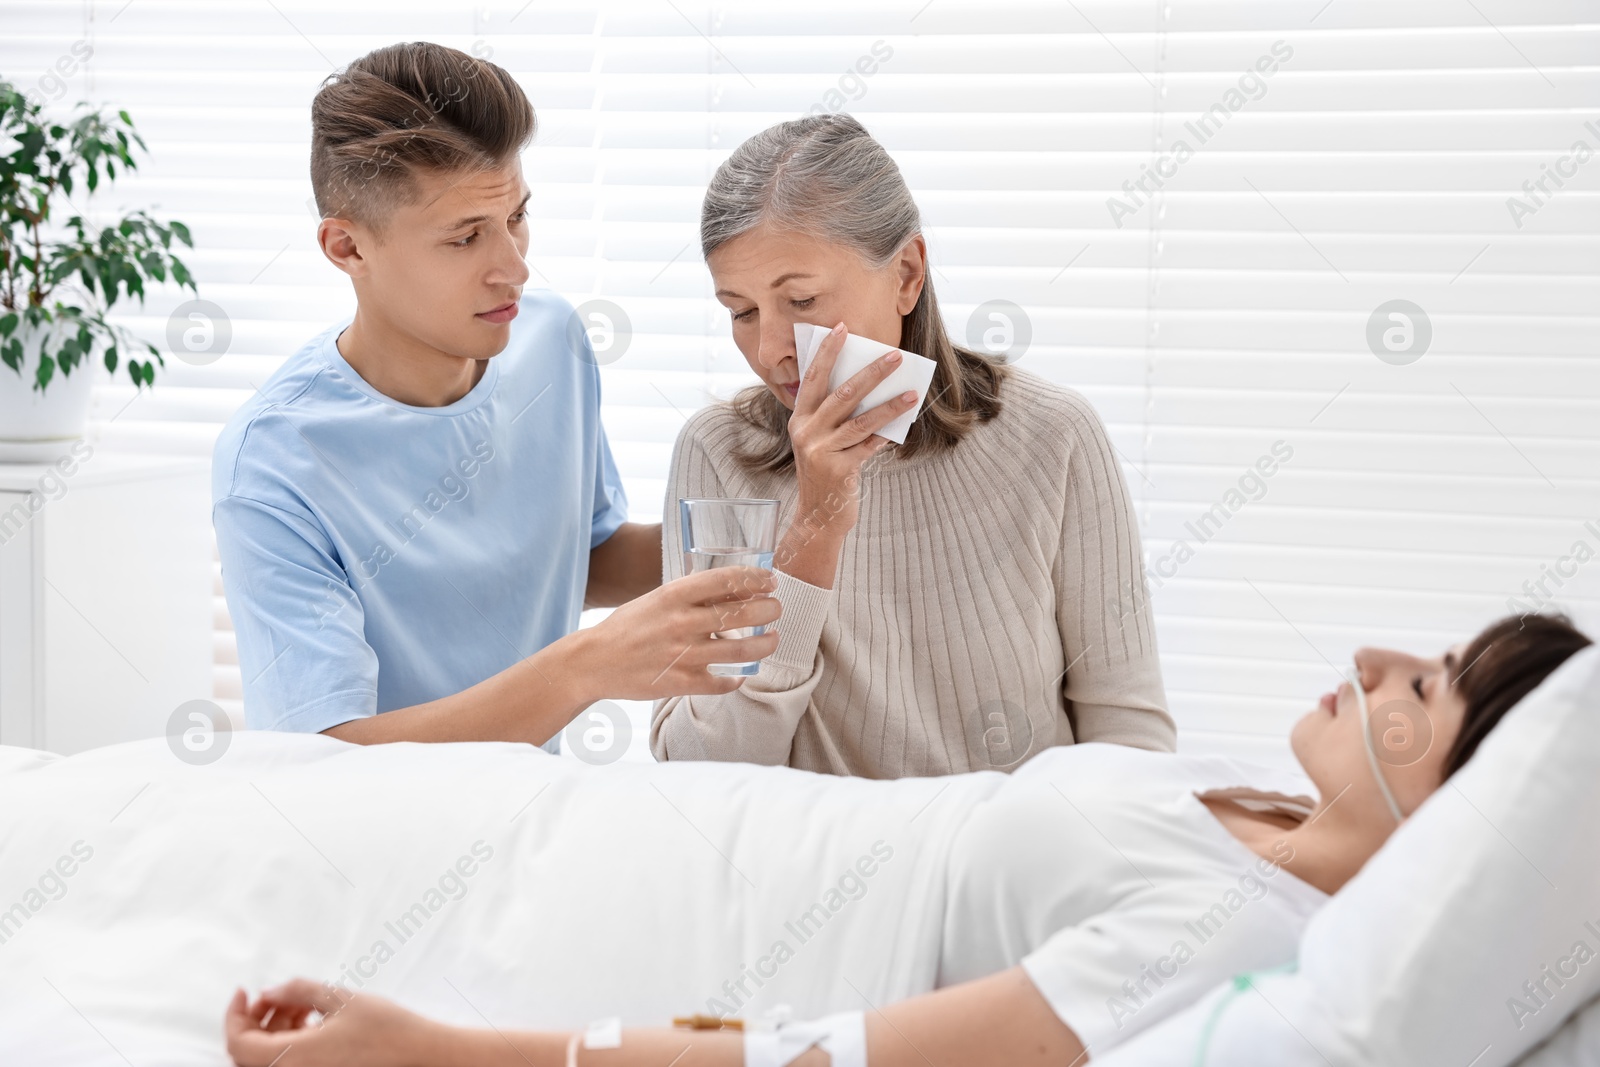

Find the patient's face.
[
  {"left": 1291, "top": 643, "right": 1469, "bottom": 822},
  {"left": 707, "top": 224, "right": 923, "bottom": 409}
]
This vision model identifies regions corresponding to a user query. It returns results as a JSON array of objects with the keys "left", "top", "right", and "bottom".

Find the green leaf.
[
  {"left": 104, "top": 344, "right": 118, "bottom": 373},
  {"left": 0, "top": 312, "right": 15, "bottom": 337},
  {"left": 130, "top": 358, "right": 155, "bottom": 388},
  {"left": 34, "top": 352, "right": 54, "bottom": 391},
  {"left": 1, "top": 97, "right": 194, "bottom": 346}
]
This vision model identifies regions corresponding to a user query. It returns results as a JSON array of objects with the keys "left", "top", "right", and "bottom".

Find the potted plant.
[{"left": 0, "top": 78, "right": 195, "bottom": 461}]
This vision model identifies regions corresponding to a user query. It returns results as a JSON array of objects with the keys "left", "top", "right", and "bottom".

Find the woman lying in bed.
[{"left": 226, "top": 613, "right": 1590, "bottom": 1067}]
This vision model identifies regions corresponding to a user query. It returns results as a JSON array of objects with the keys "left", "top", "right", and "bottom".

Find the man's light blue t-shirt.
[{"left": 212, "top": 290, "right": 629, "bottom": 738}]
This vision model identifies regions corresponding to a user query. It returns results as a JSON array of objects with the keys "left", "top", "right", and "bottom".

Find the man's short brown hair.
[{"left": 310, "top": 41, "right": 535, "bottom": 230}]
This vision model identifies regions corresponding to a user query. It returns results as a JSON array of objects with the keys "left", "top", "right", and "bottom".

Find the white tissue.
[{"left": 792, "top": 323, "right": 937, "bottom": 445}]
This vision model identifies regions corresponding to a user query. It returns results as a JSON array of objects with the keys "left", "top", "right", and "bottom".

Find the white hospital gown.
[{"left": 938, "top": 743, "right": 1329, "bottom": 1056}]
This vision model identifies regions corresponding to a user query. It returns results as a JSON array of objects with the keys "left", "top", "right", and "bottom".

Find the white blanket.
[{"left": 0, "top": 732, "right": 1003, "bottom": 1066}]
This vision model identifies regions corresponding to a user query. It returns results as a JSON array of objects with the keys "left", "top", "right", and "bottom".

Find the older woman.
[{"left": 649, "top": 114, "right": 1172, "bottom": 777}]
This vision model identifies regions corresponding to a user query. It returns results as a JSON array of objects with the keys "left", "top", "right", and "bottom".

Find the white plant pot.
[{"left": 0, "top": 319, "right": 101, "bottom": 464}]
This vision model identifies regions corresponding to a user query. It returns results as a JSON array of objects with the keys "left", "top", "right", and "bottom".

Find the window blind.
[{"left": 4, "top": 0, "right": 1595, "bottom": 767}]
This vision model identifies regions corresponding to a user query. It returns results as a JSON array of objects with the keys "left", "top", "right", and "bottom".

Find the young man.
[{"left": 213, "top": 42, "right": 778, "bottom": 747}]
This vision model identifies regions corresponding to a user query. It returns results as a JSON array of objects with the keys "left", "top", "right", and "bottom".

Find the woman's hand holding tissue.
[{"left": 780, "top": 321, "right": 919, "bottom": 589}]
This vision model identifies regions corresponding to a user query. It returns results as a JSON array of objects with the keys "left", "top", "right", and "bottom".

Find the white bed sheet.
[{"left": 0, "top": 732, "right": 1001, "bottom": 1065}]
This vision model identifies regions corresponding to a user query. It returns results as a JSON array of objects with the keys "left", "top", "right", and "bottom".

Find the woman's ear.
[{"left": 895, "top": 234, "right": 928, "bottom": 316}]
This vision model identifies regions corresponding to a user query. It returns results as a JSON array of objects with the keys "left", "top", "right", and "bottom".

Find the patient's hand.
[{"left": 224, "top": 981, "right": 441, "bottom": 1067}]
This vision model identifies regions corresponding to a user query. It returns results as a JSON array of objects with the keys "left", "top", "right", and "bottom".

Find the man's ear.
[
  {"left": 318, "top": 217, "right": 372, "bottom": 279},
  {"left": 895, "top": 234, "right": 927, "bottom": 316}
]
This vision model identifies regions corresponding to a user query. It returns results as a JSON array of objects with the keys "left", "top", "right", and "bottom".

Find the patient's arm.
[{"left": 225, "top": 966, "right": 1084, "bottom": 1067}]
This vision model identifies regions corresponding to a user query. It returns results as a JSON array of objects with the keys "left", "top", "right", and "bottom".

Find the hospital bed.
[{"left": 1, "top": 645, "right": 1596, "bottom": 1067}]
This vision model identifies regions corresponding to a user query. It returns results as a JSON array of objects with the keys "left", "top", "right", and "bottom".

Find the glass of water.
[{"left": 679, "top": 497, "right": 780, "bottom": 676}]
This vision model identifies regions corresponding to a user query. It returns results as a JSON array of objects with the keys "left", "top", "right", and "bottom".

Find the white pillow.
[
  {"left": 1517, "top": 991, "right": 1600, "bottom": 1066},
  {"left": 1096, "top": 643, "right": 1600, "bottom": 1067}
]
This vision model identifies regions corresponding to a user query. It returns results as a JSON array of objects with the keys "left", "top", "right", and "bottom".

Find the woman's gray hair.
[
  {"left": 701, "top": 114, "right": 1009, "bottom": 474},
  {"left": 700, "top": 113, "right": 920, "bottom": 268}
]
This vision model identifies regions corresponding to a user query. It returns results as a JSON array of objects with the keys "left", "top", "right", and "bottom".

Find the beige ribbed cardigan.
[{"left": 650, "top": 367, "right": 1175, "bottom": 778}]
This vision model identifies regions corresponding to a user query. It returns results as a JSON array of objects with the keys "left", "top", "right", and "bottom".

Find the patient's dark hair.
[{"left": 1445, "top": 612, "right": 1592, "bottom": 777}]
